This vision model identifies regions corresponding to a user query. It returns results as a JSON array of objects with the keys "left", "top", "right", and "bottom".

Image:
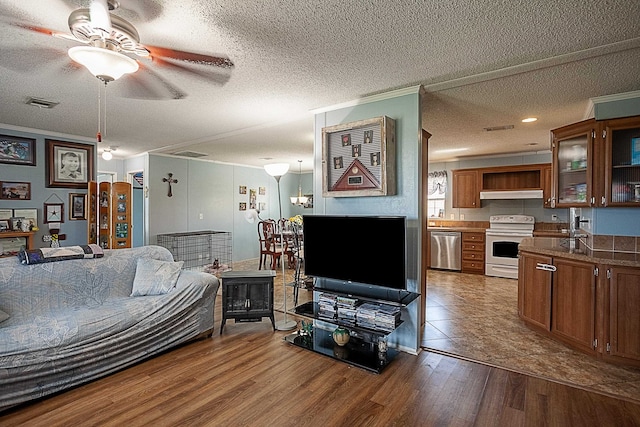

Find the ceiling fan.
[{"left": 13, "top": 0, "right": 234, "bottom": 97}]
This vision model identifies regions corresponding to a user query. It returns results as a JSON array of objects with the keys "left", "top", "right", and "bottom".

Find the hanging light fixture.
[
  {"left": 102, "top": 146, "right": 116, "bottom": 160},
  {"left": 290, "top": 160, "right": 308, "bottom": 206}
]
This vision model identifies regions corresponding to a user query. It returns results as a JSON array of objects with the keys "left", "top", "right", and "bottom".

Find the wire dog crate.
[{"left": 156, "top": 230, "right": 232, "bottom": 274}]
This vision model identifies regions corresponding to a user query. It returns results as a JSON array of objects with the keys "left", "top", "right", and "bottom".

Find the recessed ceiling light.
[
  {"left": 522, "top": 117, "right": 538, "bottom": 123},
  {"left": 433, "top": 148, "right": 469, "bottom": 154}
]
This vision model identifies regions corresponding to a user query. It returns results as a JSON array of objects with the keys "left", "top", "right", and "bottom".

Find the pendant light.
[{"left": 290, "top": 160, "right": 308, "bottom": 205}]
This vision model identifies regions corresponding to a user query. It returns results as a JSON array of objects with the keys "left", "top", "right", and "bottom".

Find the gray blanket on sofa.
[{"left": 0, "top": 245, "right": 219, "bottom": 412}]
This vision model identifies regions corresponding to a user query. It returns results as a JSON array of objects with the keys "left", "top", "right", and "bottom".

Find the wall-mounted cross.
[{"left": 162, "top": 173, "right": 178, "bottom": 197}]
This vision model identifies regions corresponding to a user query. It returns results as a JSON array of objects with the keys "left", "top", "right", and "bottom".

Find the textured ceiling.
[{"left": 0, "top": 0, "right": 639, "bottom": 171}]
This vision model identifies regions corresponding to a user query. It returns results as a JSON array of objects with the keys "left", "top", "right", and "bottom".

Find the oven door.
[{"left": 485, "top": 231, "right": 531, "bottom": 278}]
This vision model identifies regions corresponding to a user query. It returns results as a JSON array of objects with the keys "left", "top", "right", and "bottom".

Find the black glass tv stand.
[{"left": 285, "top": 287, "right": 419, "bottom": 373}]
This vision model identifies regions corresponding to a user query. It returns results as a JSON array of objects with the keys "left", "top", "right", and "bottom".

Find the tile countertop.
[{"left": 519, "top": 237, "right": 640, "bottom": 268}]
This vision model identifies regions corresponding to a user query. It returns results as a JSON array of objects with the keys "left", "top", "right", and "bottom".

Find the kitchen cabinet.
[
  {"left": 551, "top": 257, "right": 597, "bottom": 355},
  {"left": 517, "top": 252, "right": 551, "bottom": 330},
  {"left": 551, "top": 115, "right": 640, "bottom": 207},
  {"left": 605, "top": 265, "right": 640, "bottom": 364},
  {"left": 551, "top": 119, "right": 595, "bottom": 207},
  {"left": 461, "top": 232, "right": 484, "bottom": 274},
  {"left": 542, "top": 164, "right": 552, "bottom": 208},
  {"left": 452, "top": 169, "right": 479, "bottom": 208},
  {"left": 519, "top": 250, "right": 640, "bottom": 366}
]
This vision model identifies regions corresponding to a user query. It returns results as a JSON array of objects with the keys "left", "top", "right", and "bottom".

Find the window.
[{"left": 427, "top": 170, "right": 447, "bottom": 218}]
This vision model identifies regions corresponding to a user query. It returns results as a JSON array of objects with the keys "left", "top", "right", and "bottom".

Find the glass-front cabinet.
[
  {"left": 551, "top": 115, "right": 640, "bottom": 208},
  {"left": 604, "top": 116, "right": 640, "bottom": 206},
  {"left": 551, "top": 119, "right": 595, "bottom": 208}
]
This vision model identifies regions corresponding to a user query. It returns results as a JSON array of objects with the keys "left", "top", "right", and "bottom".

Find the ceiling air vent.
[
  {"left": 483, "top": 125, "right": 514, "bottom": 132},
  {"left": 26, "top": 97, "right": 59, "bottom": 109},
  {"left": 172, "top": 151, "right": 208, "bottom": 158}
]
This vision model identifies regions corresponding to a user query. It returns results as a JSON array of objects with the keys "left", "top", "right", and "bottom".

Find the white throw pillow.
[
  {"left": 130, "top": 258, "right": 183, "bottom": 296},
  {"left": 0, "top": 309, "right": 9, "bottom": 324}
]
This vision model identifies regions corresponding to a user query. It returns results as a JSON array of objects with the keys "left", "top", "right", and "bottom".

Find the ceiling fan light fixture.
[{"left": 68, "top": 45, "right": 138, "bottom": 82}]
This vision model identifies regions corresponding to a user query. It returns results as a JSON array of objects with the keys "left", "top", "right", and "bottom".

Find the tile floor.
[{"left": 422, "top": 269, "right": 640, "bottom": 403}]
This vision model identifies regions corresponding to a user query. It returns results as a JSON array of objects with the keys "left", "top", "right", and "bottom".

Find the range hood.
[{"left": 480, "top": 189, "right": 543, "bottom": 200}]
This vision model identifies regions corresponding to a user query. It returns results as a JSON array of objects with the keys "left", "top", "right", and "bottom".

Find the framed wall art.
[
  {"left": 45, "top": 139, "right": 95, "bottom": 188},
  {"left": 322, "top": 116, "right": 396, "bottom": 198},
  {"left": 69, "top": 193, "right": 87, "bottom": 220},
  {"left": 44, "top": 203, "right": 64, "bottom": 224},
  {"left": 0, "top": 181, "right": 31, "bottom": 200},
  {"left": 0, "top": 135, "right": 36, "bottom": 166},
  {"left": 13, "top": 208, "right": 38, "bottom": 230}
]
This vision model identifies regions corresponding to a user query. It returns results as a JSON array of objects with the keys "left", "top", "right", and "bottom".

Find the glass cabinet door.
[
  {"left": 604, "top": 116, "right": 640, "bottom": 206},
  {"left": 552, "top": 120, "right": 595, "bottom": 207}
]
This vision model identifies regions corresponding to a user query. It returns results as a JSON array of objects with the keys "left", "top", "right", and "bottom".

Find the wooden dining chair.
[{"left": 257, "top": 220, "right": 287, "bottom": 270}]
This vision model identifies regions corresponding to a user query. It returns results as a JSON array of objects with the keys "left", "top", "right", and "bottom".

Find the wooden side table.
[{"left": 220, "top": 270, "right": 276, "bottom": 334}]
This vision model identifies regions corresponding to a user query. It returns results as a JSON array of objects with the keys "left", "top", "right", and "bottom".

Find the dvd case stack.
[
  {"left": 318, "top": 293, "right": 337, "bottom": 320},
  {"left": 355, "top": 302, "right": 401, "bottom": 332},
  {"left": 337, "top": 296, "right": 359, "bottom": 325}
]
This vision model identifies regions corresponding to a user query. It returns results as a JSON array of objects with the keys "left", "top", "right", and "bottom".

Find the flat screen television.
[{"left": 302, "top": 215, "right": 407, "bottom": 290}]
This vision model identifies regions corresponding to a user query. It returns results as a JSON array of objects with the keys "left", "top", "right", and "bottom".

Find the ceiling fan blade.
[
  {"left": 145, "top": 45, "right": 234, "bottom": 68},
  {"left": 89, "top": 0, "right": 112, "bottom": 34},
  {"left": 149, "top": 56, "right": 232, "bottom": 86},
  {"left": 11, "top": 22, "right": 78, "bottom": 42},
  {"left": 114, "top": 62, "right": 187, "bottom": 100}
]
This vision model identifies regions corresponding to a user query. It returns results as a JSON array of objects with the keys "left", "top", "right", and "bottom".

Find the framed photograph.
[
  {"left": 0, "top": 135, "right": 36, "bottom": 166},
  {"left": 69, "top": 193, "right": 87, "bottom": 220},
  {"left": 259, "top": 186, "right": 266, "bottom": 196},
  {"left": 45, "top": 139, "right": 94, "bottom": 188},
  {"left": 249, "top": 188, "right": 257, "bottom": 209},
  {"left": 0, "top": 181, "right": 31, "bottom": 200},
  {"left": 0, "top": 209, "right": 13, "bottom": 220},
  {"left": 13, "top": 208, "right": 37, "bottom": 230},
  {"left": 0, "top": 220, "right": 9, "bottom": 231},
  {"left": 239, "top": 185, "right": 247, "bottom": 194},
  {"left": 44, "top": 203, "right": 64, "bottom": 224},
  {"left": 322, "top": 116, "right": 396, "bottom": 198},
  {"left": 9, "top": 217, "right": 26, "bottom": 231},
  {"left": 239, "top": 202, "right": 246, "bottom": 211}
]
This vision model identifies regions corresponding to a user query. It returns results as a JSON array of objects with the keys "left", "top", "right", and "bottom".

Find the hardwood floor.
[{"left": 3, "top": 267, "right": 640, "bottom": 426}]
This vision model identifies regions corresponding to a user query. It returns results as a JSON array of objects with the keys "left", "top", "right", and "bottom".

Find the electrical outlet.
[
  {"left": 460, "top": 214, "right": 465, "bottom": 220},
  {"left": 552, "top": 214, "right": 558, "bottom": 222},
  {"left": 450, "top": 214, "right": 455, "bottom": 220},
  {"left": 199, "top": 213, "right": 204, "bottom": 220}
]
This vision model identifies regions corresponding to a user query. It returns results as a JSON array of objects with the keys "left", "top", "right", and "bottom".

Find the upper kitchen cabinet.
[
  {"left": 452, "top": 169, "right": 479, "bottom": 208},
  {"left": 551, "top": 119, "right": 595, "bottom": 208},
  {"left": 551, "top": 115, "right": 640, "bottom": 208},
  {"left": 603, "top": 116, "right": 640, "bottom": 207}
]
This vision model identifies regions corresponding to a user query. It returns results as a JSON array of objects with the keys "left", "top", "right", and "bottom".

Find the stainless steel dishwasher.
[{"left": 430, "top": 231, "right": 462, "bottom": 271}]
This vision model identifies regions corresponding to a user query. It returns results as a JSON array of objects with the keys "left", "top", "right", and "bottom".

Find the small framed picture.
[
  {"left": 0, "top": 220, "right": 9, "bottom": 231},
  {"left": 239, "top": 202, "right": 247, "bottom": 211},
  {"left": 259, "top": 187, "right": 266, "bottom": 195},
  {"left": 69, "top": 193, "right": 87, "bottom": 220},
  {"left": 0, "top": 135, "right": 36, "bottom": 166},
  {"left": 239, "top": 185, "right": 247, "bottom": 194},
  {"left": 44, "top": 203, "right": 64, "bottom": 223},
  {"left": 13, "top": 208, "right": 38, "bottom": 230},
  {"left": 9, "top": 217, "right": 26, "bottom": 231},
  {"left": 0, "top": 209, "right": 13, "bottom": 220},
  {"left": 0, "top": 181, "right": 31, "bottom": 200},
  {"left": 46, "top": 139, "right": 94, "bottom": 188}
]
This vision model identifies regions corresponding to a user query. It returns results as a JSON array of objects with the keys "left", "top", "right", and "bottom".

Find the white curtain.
[{"left": 427, "top": 170, "right": 447, "bottom": 198}]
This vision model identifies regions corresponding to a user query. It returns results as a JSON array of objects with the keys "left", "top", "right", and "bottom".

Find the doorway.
[{"left": 128, "top": 171, "right": 144, "bottom": 247}]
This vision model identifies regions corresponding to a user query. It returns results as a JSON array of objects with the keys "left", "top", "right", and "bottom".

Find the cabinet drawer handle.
[{"left": 535, "top": 263, "right": 556, "bottom": 272}]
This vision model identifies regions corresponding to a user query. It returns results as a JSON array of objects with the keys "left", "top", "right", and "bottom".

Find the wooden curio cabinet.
[{"left": 88, "top": 181, "right": 132, "bottom": 249}]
